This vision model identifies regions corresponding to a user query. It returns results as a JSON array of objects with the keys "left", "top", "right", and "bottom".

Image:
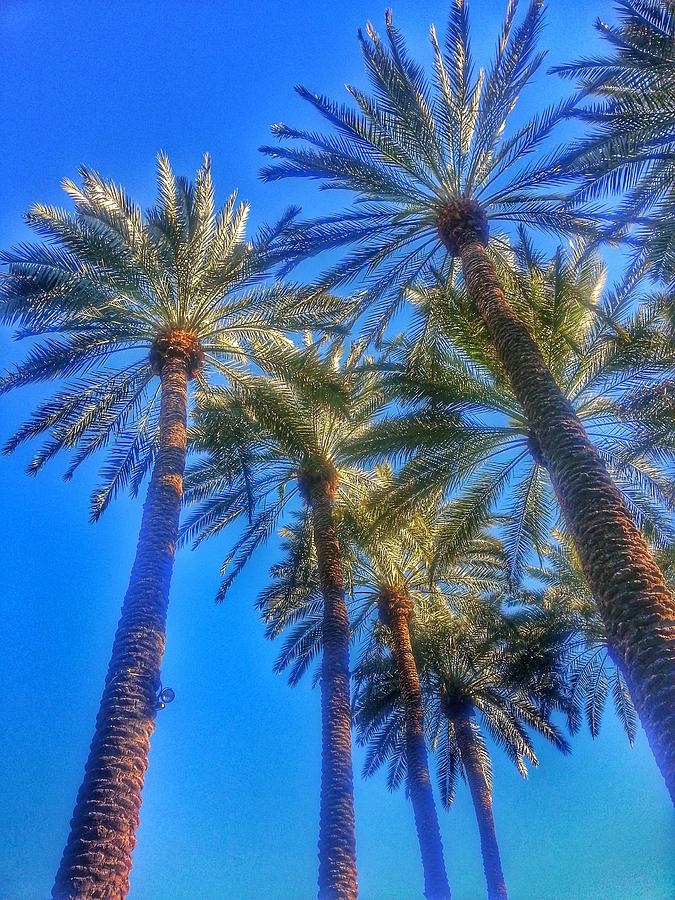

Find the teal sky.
[{"left": 0, "top": 2, "right": 673, "bottom": 898}]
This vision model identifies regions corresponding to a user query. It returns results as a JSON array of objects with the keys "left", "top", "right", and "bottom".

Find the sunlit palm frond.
[{"left": 348, "top": 239, "right": 675, "bottom": 583}]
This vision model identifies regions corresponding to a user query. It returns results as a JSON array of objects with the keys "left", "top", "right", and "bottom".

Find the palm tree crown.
[
  {"left": 355, "top": 597, "right": 570, "bottom": 792},
  {"left": 183, "top": 339, "right": 382, "bottom": 596},
  {"left": 260, "top": 0, "right": 586, "bottom": 336},
  {"left": 0, "top": 153, "right": 330, "bottom": 515}
]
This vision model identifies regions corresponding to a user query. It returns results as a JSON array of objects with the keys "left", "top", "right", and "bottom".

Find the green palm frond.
[
  {"left": 552, "top": 0, "right": 675, "bottom": 285},
  {"left": 525, "top": 532, "right": 662, "bottom": 745}
]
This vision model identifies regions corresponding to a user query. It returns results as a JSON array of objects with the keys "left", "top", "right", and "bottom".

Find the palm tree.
[
  {"left": 553, "top": 0, "right": 675, "bottom": 286},
  {"left": 260, "top": 480, "right": 511, "bottom": 899},
  {"left": 182, "top": 340, "right": 382, "bottom": 900},
  {"left": 355, "top": 595, "right": 570, "bottom": 900},
  {"left": 0, "top": 155, "right": 333, "bottom": 898},
  {"left": 261, "top": 476, "right": 454, "bottom": 899},
  {"left": 259, "top": 0, "right": 675, "bottom": 796},
  {"left": 346, "top": 496, "right": 451, "bottom": 900}
]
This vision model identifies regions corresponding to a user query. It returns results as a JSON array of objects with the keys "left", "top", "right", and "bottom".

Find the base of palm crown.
[
  {"left": 149, "top": 328, "right": 205, "bottom": 377},
  {"left": 436, "top": 199, "right": 490, "bottom": 255}
]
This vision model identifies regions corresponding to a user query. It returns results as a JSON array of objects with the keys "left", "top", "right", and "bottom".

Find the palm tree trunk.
[
  {"left": 308, "top": 478, "right": 358, "bottom": 900},
  {"left": 384, "top": 591, "right": 451, "bottom": 900},
  {"left": 459, "top": 238, "right": 675, "bottom": 801},
  {"left": 453, "top": 713, "right": 507, "bottom": 900},
  {"left": 52, "top": 355, "right": 189, "bottom": 899}
]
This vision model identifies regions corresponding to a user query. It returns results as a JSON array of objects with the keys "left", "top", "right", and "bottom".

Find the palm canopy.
[
  {"left": 340, "top": 470, "right": 509, "bottom": 618},
  {"left": 353, "top": 595, "right": 570, "bottom": 804},
  {"left": 260, "top": 0, "right": 590, "bottom": 337},
  {"left": 349, "top": 238, "right": 675, "bottom": 585},
  {"left": 553, "top": 0, "right": 675, "bottom": 285},
  {"left": 258, "top": 471, "right": 509, "bottom": 687},
  {"left": 0, "top": 153, "right": 337, "bottom": 518},
  {"left": 181, "top": 338, "right": 383, "bottom": 601}
]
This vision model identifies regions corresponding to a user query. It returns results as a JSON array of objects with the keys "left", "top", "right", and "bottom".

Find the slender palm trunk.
[
  {"left": 308, "top": 479, "right": 358, "bottom": 900},
  {"left": 53, "top": 356, "right": 189, "bottom": 899},
  {"left": 383, "top": 591, "right": 451, "bottom": 900},
  {"left": 453, "top": 714, "right": 507, "bottom": 900},
  {"left": 459, "top": 238, "right": 675, "bottom": 801}
]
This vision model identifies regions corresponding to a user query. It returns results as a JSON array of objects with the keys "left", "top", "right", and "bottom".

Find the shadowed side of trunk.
[
  {"left": 307, "top": 473, "right": 358, "bottom": 900},
  {"left": 382, "top": 589, "right": 451, "bottom": 900},
  {"left": 459, "top": 237, "right": 675, "bottom": 802},
  {"left": 453, "top": 713, "right": 507, "bottom": 900},
  {"left": 52, "top": 354, "right": 189, "bottom": 899}
]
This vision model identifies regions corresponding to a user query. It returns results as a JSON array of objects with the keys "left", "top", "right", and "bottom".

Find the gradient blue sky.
[{"left": 0, "top": 2, "right": 673, "bottom": 898}]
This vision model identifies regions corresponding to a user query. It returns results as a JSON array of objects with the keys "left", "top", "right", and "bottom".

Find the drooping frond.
[{"left": 528, "top": 533, "right": 645, "bottom": 744}]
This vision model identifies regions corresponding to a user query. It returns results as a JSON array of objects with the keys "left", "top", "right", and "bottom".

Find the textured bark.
[
  {"left": 453, "top": 714, "right": 507, "bottom": 900},
  {"left": 308, "top": 478, "right": 358, "bottom": 900},
  {"left": 459, "top": 238, "right": 675, "bottom": 802},
  {"left": 52, "top": 355, "right": 189, "bottom": 899},
  {"left": 382, "top": 590, "right": 451, "bottom": 900}
]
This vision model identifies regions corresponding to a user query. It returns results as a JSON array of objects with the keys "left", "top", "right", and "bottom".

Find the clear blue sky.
[{"left": 0, "top": 2, "right": 672, "bottom": 898}]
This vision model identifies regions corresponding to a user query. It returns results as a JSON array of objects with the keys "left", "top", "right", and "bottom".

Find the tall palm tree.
[
  {"left": 346, "top": 494, "right": 452, "bottom": 900},
  {"left": 0, "top": 155, "right": 333, "bottom": 898},
  {"left": 260, "top": 476, "right": 454, "bottom": 899},
  {"left": 355, "top": 596, "right": 570, "bottom": 900},
  {"left": 259, "top": 0, "right": 675, "bottom": 796},
  {"left": 553, "top": 0, "right": 675, "bottom": 285},
  {"left": 183, "top": 341, "right": 381, "bottom": 900}
]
